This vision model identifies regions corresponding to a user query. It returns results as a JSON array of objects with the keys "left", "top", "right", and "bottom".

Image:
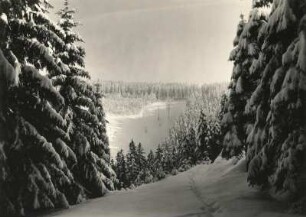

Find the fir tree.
[
  {"left": 162, "top": 143, "right": 175, "bottom": 173},
  {"left": 245, "top": 0, "right": 306, "bottom": 199},
  {"left": 136, "top": 143, "right": 146, "bottom": 172},
  {"left": 154, "top": 145, "right": 166, "bottom": 180},
  {"left": 114, "top": 149, "right": 128, "bottom": 189},
  {"left": 206, "top": 118, "right": 222, "bottom": 162},
  {"left": 222, "top": 8, "right": 268, "bottom": 159},
  {"left": 196, "top": 111, "right": 210, "bottom": 162},
  {"left": 147, "top": 150, "right": 156, "bottom": 178},
  {"left": 0, "top": 0, "right": 115, "bottom": 215},
  {"left": 134, "top": 143, "right": 147, "bottom": 185},
  {"left": 196, "top": 111, "right": 222, "bottom": 163},
  {"left": 56, "top": 0, "right": 115, "bottom": 198},
  {"left": 0, "top": 1, "right": 85, "bottom": 215},
  {"left": 181, "top": 126, "right": 197, "bottom": 167},
  {"left": 126, "top": 140, "right": 138, "bottom": 185}
]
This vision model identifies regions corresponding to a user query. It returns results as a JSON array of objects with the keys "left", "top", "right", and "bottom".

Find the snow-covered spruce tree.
[
  {"left": 134, "top": 143, "right": 147, "bottom": 185},
  {"left": 196, "top": 111, "right": 210, "bottom": 162},
  {"left": 183, "top": 126, "right": 197, "bottom": 166},
  {"left": 161, "top": 143, "right": 175, "bottom": 173},
  {"left": 146, "top": 150, "right": 156, "bottom": 178},
  {"left": 136, "top": 143, "right": 146, "bottom": 172},
  {"left": 207, "top": 119, "right": 222, "bottom": 162},
  {"left": 196, "top": 111, "right": 222, "bottom": 163},
  {"left": 134, "top": 144, "right": 154, "bottom": 185},
  {"left": 135, "top": 166, "right": 154, "bottom": 185},
  {"left": 0, "top": 49, "right": 19, "bottom": 216},
  {"left": 222, "top": 8, "right": 268, "bottom": 159},
  {"left": 114, "top": 149, "right": 128, "bottom": 189},
  {"left": 126, "top": 140, "right": 139, "bottom": 186},
  {"left": 55, "top": 0, "right": 116, "bottom": 197},
  {"left": 245, "top": 0, "right": 306, "bottom": 199},
  {"left": 154, "top": 145, "right": 166, "bottom": 180},
  {"left": 0, "top": 0, "right": 87, "bottom": 215}
]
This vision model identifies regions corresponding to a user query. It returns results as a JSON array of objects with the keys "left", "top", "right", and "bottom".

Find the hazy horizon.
[{"left": 50, "top": 0, "right": 252, "bottom": 84}]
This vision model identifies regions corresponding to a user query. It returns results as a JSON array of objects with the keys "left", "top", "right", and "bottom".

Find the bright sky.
[{"left": 50, "top": 0, "right": 252, "bottom": 84}]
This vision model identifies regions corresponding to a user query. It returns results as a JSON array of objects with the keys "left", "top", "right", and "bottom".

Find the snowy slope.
[{"left": 46, "top": 158, "right": 303, "bottom": 217}]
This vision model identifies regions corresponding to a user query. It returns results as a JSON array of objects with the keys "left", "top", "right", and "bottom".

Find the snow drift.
[{"left": 46, "top": 157, "right": 303, "bottom": 217}]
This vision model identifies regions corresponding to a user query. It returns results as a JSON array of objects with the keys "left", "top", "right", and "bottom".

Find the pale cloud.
[{"left": 50, "top": 0, "right": 252, "bottom": 84}]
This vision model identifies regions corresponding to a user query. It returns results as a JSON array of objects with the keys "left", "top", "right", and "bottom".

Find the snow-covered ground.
[{"left": 46, "top": 157, "right": 302, "bottom": 217}]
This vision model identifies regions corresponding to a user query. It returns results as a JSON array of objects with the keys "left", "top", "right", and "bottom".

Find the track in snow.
[{"left": 45, "top": 158, "right": 304, "bottom": 217}]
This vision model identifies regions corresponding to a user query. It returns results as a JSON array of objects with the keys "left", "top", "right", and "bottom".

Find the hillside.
[{"left": 46, "top": 158, "right": 302, "bottom": 217}]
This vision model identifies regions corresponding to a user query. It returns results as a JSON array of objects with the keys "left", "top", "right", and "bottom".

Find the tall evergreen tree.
[
  {"left": 136, "top": 143, "right": 146, "bottom": 171},
  {"left": 0, "top": 0, "right": 116, "bottom": 215},
  {"left": 154, "top": 145, "right": 166, "bottom": 180},
  {"left": 0, "top": 0, "right": 83, "bottom": 215},
  {"left": 222, "top": 8, "right": 268, "bottom": 159},
  {"left": 162, "top": 143, "right": 175, "bottom": 173},
  {"left": 147, "top": 150, "right": 156, "bottom": 177},
  {"left": 183, "top": 126, "right": 197, "bottom": 166},
  {"left": 126, "top": 140, "right": 138, "bottom": 185},
  {"left": 56, "top": 0, "right": 116, "bottom": 198},
  {"left": 223, "top": 0, "right": 306, "bottom": 201},
  {"left": 196, "top": 111, "right": 210, "bottom": 162},
  {"left": 206, "top": 119, "right": 222, "bottom": 162},
  {"left": 114, "top": 149, "right": 128, "bottom": 189},
  {"left": 245, "top": 0, "right": 306, "bottom": 199},
  {"left": 197, "top": 111, "right": 222, "bottom": 163},
  {"left": 134, "top": 144, "right": 154, "bottom": 185}
]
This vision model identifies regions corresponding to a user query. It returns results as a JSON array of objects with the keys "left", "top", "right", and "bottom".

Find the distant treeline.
[
  {"left": 95, "top": 80, "right": 227, "bottom": 100},
  {"left": 112, "top": 83, "right": 228, "bottom": 189}
]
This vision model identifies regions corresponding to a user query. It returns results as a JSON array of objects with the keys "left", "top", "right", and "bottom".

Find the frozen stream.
[{"left": 106, "top": 101, "right": 187, "bottom": 157}]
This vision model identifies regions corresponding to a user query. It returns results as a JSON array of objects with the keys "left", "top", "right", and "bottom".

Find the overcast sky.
[{"left": 50, "top": 0, "right": 251, "bottom": 84}]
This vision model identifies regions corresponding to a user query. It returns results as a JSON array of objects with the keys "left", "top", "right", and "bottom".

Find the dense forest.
[
  {"left": 0, "top": 0, "right": 116, "bottom": 216},
  {"left": 112, "top": 83, "right": 227, "bottom": 189},
  {"left": 95, "top": 80, "right": 206, "bottom": 100},
  {"left": 222, "top": 0, "right": 306, "bottom": 206},
  {"left": 97, "top": 81, "right": 227, "bottom": 115}
]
